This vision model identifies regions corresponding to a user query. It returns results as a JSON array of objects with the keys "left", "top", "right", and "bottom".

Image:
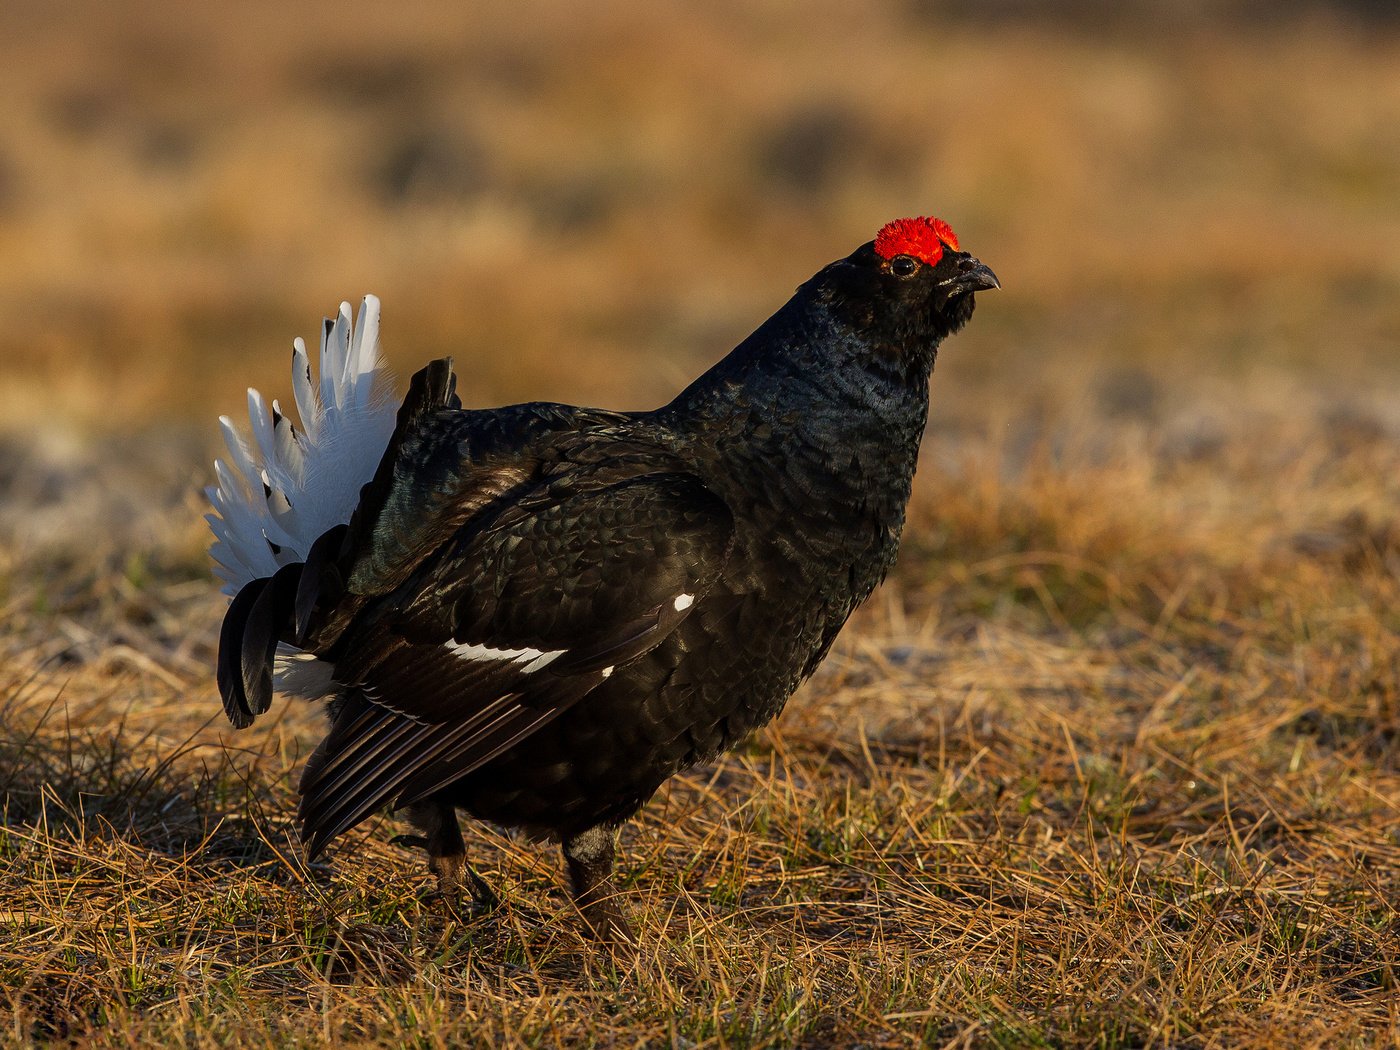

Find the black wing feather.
[
  {"left": 296, "top": 468, "right": 734, "bottom": 853},
  {"left": 298, "top": 674, "right": 602, "bottom": 858}
]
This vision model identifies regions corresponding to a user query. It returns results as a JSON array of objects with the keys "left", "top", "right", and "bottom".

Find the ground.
[{"left": 0, "top": 2, "right": 1397, "bottom": 1046}]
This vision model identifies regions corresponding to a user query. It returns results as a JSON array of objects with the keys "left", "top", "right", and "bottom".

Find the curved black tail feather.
[
  {"left": 217, "top": 577, "right": 268, "bottom": 729},
  {"left": 217, "top": 562, "right": 301, "bottom": 728}
]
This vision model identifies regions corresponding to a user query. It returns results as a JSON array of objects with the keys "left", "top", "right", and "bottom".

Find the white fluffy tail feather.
[{"left": 207, "top": 295, "right": 397, "bottom": 596}]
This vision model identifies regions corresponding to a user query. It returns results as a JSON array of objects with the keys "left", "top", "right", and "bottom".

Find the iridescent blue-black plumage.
[{"left": 215, "top": 224, "right": 997, "bottom": 940}]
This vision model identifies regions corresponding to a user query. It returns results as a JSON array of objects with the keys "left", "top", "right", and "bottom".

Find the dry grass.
[
  {"left": 1, "top": 444, "right": 1397, "bottom": 1047},
  {"left": 1, "top": 1, "right": 1399, "bottom": 1047}
]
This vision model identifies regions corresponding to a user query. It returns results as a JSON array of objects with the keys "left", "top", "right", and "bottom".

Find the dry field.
[{"left": 1, "top": 1, "right": 1398, "bottom": 1046}]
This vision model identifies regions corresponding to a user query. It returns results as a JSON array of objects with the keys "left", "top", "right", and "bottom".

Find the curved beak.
[{"left": 940, "top": 253, "right": 1001, "bottom": 294}]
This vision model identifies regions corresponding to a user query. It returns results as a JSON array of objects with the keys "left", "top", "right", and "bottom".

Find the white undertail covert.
[
  {"left": 206, "top": 295, "right": 397, "bottom": 593},
  {"left": 206, "top": 296, "right": 398, "bottom": 697}
]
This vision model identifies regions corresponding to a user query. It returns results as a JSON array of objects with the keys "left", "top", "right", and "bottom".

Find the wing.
[
  {"left": 297, "top": 468, "right": 734, "bottom": 855},
  {"left": 216, "top": 358, "right": 632, "bottom": 728}
]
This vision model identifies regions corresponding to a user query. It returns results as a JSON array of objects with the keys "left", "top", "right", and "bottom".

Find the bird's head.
[{"left": 809, "top": 216, "right": 999, "bottom": 371}]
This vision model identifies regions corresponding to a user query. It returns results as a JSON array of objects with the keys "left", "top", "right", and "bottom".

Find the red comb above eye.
[{"left": 874, "top": 217, "right": 961, "bottom": 265}]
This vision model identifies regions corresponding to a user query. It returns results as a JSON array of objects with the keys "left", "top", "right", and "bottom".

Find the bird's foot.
[
  {"left": 562, "top": 824, "right": 636, "bottom": 956},
  {"left": 389, "top": 833, "right": 498, "bottom": 915},
  {"left": 578, "top": 898, "right": 637, "bottom": 957}
]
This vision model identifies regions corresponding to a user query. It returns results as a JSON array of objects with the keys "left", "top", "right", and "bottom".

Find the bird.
[{"left": 208, "top": 216, "right": 998, "bottom": 943}]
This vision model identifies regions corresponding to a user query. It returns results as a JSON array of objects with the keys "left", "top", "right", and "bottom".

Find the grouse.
[{"left": 209, "top": 216, "right": 998, "bottom": 941}]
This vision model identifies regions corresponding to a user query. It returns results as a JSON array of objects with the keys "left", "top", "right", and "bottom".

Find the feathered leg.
[
  {"left": 393, "top": 799, "right": 497, "bottom": 910},
  {"left": 562, "top": 824, "right": 634, "bottom": 946}
]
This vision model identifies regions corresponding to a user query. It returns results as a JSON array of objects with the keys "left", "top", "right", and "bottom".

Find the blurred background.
[{"left": 1, "top": 0, "right": 1398, "bottom": 636}]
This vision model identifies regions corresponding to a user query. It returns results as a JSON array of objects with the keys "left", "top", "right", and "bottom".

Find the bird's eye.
[{"left": 889, "top": 254, "right": 919, "bottom": 278}]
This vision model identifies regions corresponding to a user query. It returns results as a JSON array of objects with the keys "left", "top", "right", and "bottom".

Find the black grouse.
[{"left": 209, "top": 216, "right": 998, "bottom": 941}]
